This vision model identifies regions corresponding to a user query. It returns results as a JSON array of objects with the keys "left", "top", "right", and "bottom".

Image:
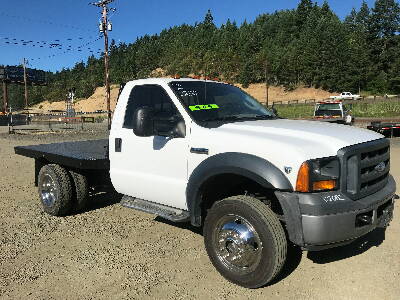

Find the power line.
[
  {"left": 0, "top": 12, "right": 96, "bottom": 34},
  {"left": 30, "top": 36, "right": 104, "bottom": 62},
  {"left": 0, "top": 35, "right": 104, "bottom": 62},
  {"left": 0, "top": 35, "right": 100, "bottom": 47}
]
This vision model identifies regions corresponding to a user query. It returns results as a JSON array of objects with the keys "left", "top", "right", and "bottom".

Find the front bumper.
[{"left": 275, "top": 175, "right": 396, "bottom": 251}]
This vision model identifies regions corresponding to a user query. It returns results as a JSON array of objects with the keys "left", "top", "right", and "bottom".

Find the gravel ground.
[{"left": 0, "top": 127, "right": 399, "bottom": 300}]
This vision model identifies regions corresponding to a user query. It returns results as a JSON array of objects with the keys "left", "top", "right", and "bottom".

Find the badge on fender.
[{"left": 323, "top": 194, "right": 346, "bottom": 203}]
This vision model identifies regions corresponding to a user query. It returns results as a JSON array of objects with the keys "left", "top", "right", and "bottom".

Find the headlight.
[{"left": 296, "top": 156, "right": 340, "bottom": 192}]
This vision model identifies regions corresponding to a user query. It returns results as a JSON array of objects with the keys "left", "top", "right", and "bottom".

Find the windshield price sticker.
[{"left": 189, "top": 104, "right": 219, "bottom": 111}]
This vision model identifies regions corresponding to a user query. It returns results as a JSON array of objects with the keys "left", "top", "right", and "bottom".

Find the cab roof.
[{"left": 127, "top": 77, "right": 224, "bottom": 85}]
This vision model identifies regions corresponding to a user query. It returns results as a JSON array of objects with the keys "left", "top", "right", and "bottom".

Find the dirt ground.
[{"left": 0, "top": 127, "right": 399, "bottom": 300}]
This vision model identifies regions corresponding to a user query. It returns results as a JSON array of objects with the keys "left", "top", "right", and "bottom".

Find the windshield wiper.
[
  {"left": 202, "top": 115, "right": 275, "bottom": 123},
  {"left": 201, "top": 116, "right": 242, "bottom": 123},
  {"left": 251, "top": 114, "right": 276, "bottom": 120}
]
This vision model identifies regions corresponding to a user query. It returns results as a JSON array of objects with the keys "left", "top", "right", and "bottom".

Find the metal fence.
[
  {"left": 271, "top": 96, "right": 400, "bottom": 106},
  {"left": 3, "top": 113, "right": 107, "bottom": 134}
]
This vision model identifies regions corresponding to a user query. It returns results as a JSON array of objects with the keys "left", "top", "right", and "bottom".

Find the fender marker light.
[{"left": 296, "top": 162, "right": 310, "bottom": 192}]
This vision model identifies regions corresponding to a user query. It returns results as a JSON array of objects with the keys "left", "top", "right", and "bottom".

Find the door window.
[{"left": 123, "top": 85, "right": 181, "bottom": 129}]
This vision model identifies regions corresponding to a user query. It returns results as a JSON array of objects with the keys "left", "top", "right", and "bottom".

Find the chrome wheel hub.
[
  {"left": 214, "top": 215, "right": 262, "bottom": 274},
  {"left": 40, "top": 174, "right": 57, "bottom": 206}
]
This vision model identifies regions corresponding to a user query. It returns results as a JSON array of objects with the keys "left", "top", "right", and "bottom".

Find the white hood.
[
  {"left": 190, "top": 119, "right": 383, "bottom": 187},
  {"left": 217, "top": 119, "right": 382, "bottom": 153}
]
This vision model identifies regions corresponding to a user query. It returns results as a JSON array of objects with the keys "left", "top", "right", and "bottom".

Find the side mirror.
[
  {"left": 132, "top": 106, "right": 154, "bottom": 137},
  {"left": 168, "top": 120, "right": 186, "bottom": 138}
]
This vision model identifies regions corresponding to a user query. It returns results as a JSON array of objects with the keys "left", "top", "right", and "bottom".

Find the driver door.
[{"left": 110, "top": 84, "right": 188, "bottom": 210}]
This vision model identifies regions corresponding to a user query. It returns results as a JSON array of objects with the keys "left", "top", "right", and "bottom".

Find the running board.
[{"left": 120, "top": 196, "right": 190, "bottom": 222}]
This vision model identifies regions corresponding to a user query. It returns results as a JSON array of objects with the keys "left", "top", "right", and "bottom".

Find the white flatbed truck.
[{"left": 15, "top": 78, "right": 397, "bottom": 288}]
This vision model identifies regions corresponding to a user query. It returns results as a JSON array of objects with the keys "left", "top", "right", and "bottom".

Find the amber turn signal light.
[
  {"left": 312, "top": 180, "right": 336, "bottom": 191},
  {"left": 296, "top": 162, "right": 310, "bottom": 192}
]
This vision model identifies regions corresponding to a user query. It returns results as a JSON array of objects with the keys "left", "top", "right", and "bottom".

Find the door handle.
[
  {"left": 190, "top": 147, "right": 209, "bottom": 155},
  {"left": 115, "top": 138, "right": 122, "bottom": 152}
]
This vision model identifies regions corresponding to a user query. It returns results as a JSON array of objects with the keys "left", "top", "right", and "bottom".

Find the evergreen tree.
[{"left": 370, "top": 0, "right": 400, "bottom": 38}]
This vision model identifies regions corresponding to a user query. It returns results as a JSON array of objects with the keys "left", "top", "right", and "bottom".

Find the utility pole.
[
  {"left": 265, "top": 59, "right": 269, "bottom": 107},
  {"left": 91, "top": 0, "right": 115, "bottom": 130},
  {"left": 22, "top": 58, "right": 29, "bottom": 108},
  {"left": 2, "top": 80, "right": 8, "bottom": 113}
]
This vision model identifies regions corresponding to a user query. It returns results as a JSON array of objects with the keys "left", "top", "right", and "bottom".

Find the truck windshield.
[{"left": 169, "top": 81, "right": 275, "bottom": 124}]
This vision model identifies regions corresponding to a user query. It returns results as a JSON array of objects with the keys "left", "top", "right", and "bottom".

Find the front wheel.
[{"left": 203, "top": 195, "right": 287, "bottom": 288}]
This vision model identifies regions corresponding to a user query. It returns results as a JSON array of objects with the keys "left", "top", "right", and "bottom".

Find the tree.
[
  {"left": 203, "top": 9, "right": 215, "bottom": 29},
  {"left": 356, "top": 1, "right": 371, "bottom": 31},
  {"left": 296, "top": 0, "right": 314, "bottom": 27},
  {"left": 370, "top": 0, "right": 400, "bottom": 38}
]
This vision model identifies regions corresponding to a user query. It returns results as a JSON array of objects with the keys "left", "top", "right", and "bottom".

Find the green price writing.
[{"left": 189, "top": 104, "right": 219, "bottom": 111}]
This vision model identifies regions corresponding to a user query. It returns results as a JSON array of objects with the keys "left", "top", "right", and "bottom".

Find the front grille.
[{"left": 338, "top": 139, "right": 390, "bottom": 200}]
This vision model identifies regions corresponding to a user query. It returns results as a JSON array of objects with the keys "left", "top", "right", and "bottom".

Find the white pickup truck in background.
[{"left": 330, "top": 92, "right": 362, "bottom": 100}]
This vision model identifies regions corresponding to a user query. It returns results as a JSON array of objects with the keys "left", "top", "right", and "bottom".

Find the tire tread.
[{"left": 69, "top": 170, "right": 89, "bottom": 212}]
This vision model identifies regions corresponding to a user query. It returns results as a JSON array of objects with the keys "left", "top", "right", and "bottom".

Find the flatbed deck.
[{"left": 14, "top": 139, "right": 109, "bottom": 170}]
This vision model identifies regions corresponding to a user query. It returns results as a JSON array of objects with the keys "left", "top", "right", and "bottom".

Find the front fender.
[{"left": 186, "top": 152, "right": 293, "bottom": 226}]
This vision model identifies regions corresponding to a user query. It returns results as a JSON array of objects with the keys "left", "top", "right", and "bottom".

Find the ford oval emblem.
[{"left": 375, "top": 162, "right": 386, "bottom": 173}]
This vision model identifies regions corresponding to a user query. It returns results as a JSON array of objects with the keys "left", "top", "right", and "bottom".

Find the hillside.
[
  {"left": 31, "top": 85, "right": 120, "bottom": 114},
  {"left": 239, "top": 84, "right": 334, "bottom": 104},
  {"left": 30, "top": 82, "right": 334, "bottom": 113}
]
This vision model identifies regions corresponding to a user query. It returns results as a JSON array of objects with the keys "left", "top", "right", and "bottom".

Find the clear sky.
[{"left": 0, "top": 0, "right": 376, "bottom": 72}]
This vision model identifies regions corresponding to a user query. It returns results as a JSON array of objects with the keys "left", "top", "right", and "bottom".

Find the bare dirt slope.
[
  {"left": 0, "top": 128, "right": 399, "bottom": 299},
  {"left": 239, "top": 83, "right": 335, "bottom": 104},
  {"left": 30, "top": 85, "right": 120, "bottom": 114},
  {"left": 30, "top": 82, "right": 334, "bottom": 114}
]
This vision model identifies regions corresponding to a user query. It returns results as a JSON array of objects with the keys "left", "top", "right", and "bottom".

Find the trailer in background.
[{"left": 367, "top": 121, "right": 400, "bottom": 138}]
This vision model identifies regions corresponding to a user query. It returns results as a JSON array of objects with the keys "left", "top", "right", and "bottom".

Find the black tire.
[
  {"left": 69, "top": 170, "right": 89, "bottom": 212},
  {"left": 203, "top": 195, "right": 287, "bottom": 288},
  {"left": 37, "top": 164, "right": 73, "bottom": 216}
]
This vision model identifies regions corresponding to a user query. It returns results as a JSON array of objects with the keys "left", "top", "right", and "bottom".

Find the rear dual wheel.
[
  {"left": 203, "top": 195, "right": 287, "bottom": 288},
  {"left": 38, "top": 164, "right": 89, "bottom": 216}
]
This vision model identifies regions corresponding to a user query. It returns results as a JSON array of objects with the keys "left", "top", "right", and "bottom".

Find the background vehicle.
[
  {"left": 330, "top": 92, "right": 362, "bottom": 100},
  {"left": 14, "top": 78, "right": 396, "bottom": 288},
  {"left": 367, "top": 121, "right": 400, "bottom": 138},
  {"left": 313, "top": 101, "right": 353, "bottom": 124}
]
